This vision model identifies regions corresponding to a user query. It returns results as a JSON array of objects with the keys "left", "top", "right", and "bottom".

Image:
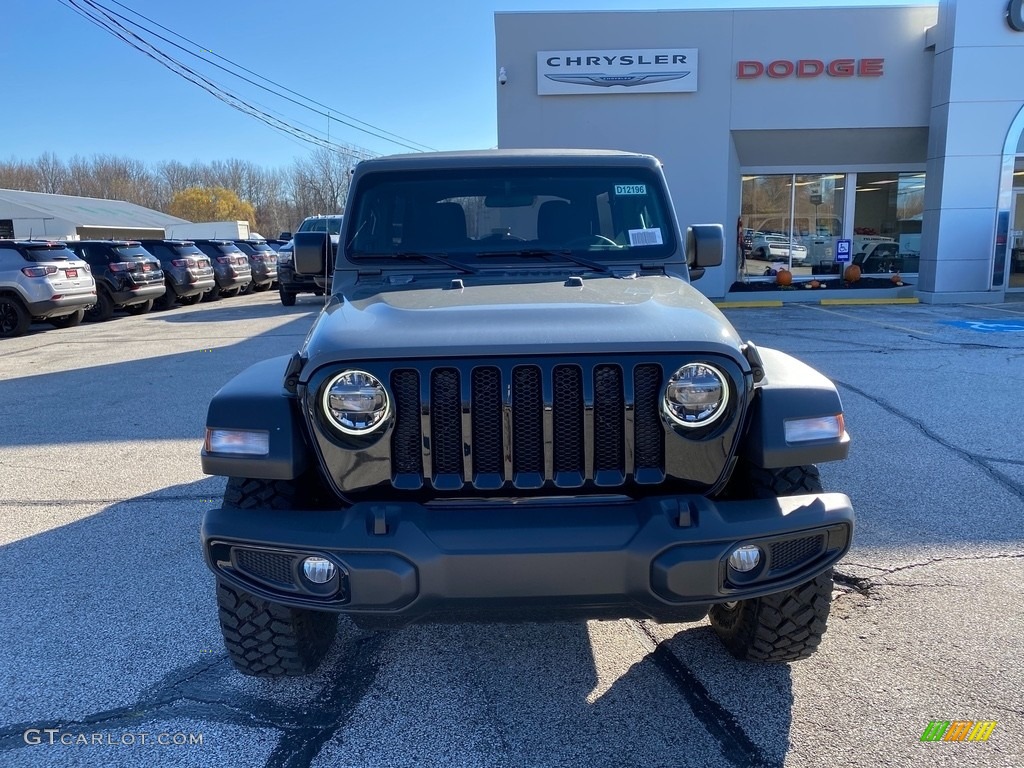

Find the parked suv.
[
  {"left": 0, "top": 240, "right": 96, "bottom": 336},
  {"left": 277, "top": 214, "right": 342, "bottom": 306},
  {"left": 200, "top": 150, "right": 854, "bottom": 677},
  {"left": 65, "top": 240, "right": 165, "bottom": 321},
  {"left": 191, "top": 240, "right": 252, "bottom": 301},
  {"left": 232, "top": 239, "right": 278, "bottom": 292},
  {"left": 137, "top": 240, "right": 215, "bottom": 310}
]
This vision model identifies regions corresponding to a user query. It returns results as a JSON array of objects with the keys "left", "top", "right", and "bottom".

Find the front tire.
[
  {"left": 153, "top": 283, "right": 177, "bottom": 312},
  {"left": 49, "top": 308, "right": 85, "bottom": 328},
  {"left": 215, "top": 475, "right": 339, "bottom": 676},
  {"left": 216, "top": 580, "right": 338, "bottom": 677},
  {"left": 709, "top": 463, "right": 833, "bottom": 662},
  {"left": 708, "top": 570, "right": 833, "bottom": 662},
  {"left": 85, "top": 289, "right": 114, "bottom": 322},
  {"left": 279, "top": 289, "right": 297, "bottom": 306},
  {"left": 124, "top": 299, "right": 153, "bottom": 316}
]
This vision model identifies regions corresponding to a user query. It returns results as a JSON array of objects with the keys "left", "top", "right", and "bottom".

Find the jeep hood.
[{"left": 299, "top": 274, "right": 744, "bottom": 374}]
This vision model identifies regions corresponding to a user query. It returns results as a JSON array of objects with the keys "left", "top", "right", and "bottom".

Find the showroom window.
[
  {"left": 740, "top": 172, "right": 925, "bottom": 280},
  {"left": 740, "top": 173, "right": 844, "bottom": 278},
  {"left": 852, "top": 172, "right": 925, "bottom": 275}
]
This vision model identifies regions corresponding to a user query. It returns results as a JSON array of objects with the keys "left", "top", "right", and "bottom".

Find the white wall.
[
  {"left": 918, "top": 0, "right": 1024, "bottom": 302},
  {"left": 0, "top": 200, "right": 77, "bottom": 239},
  {"left": 496, "top": 6, "right": 938, "bottom": 297}
]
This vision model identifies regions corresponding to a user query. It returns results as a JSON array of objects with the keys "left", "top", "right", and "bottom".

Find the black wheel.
[
  {"left": 241, "top": 281, "right": 256, "bottom": 295},
  {"left": 153, "top": 283, "right": 177, "bottom": 312},
  {"left": 202, "top": 288, "right": 221, "bottom": 302},
  {"left": 85, "top": 289, "right": 114, "bottom": 322},
  {"left": 754, "top": 248, "right": 766, "bottom": 260},
  {"left": 178, "top": 293, "right": 201, "bottom": 306},
  {"left": 49, "top": 308, "right": 85, "bottom": 328},
  {"left": 220, "top": 288, "right": 240, "bottom": 299},
  {"left": 0, "top": 296, "right": 31, "bottom": 337},
  {"left": 279, "top": 289, "right": 297, "bottom": 307},
  {"left": 216, "top": 476, "right": 338, "bottom": 676},
  {"left": 252, "top": 282, "right": 270, "bottom": 292},
  {"left": 124, "top": 299, "right": 153, "bottom": 316},
  {"left": 709, "top": 463, "right": 833, "bottom": 662}
]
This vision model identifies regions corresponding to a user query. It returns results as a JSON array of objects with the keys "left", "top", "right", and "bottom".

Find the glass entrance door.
[{"left": 1009, "top": 190, "right": 1024, "bottom": 290}]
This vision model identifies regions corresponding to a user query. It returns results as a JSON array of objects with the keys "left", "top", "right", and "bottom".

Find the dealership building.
[{"left": 495, "top": 0, "right": 1024, "bottom": 302}]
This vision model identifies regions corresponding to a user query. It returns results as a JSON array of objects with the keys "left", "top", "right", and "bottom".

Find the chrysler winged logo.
[{"left": 545, "top": 71, "right": 691, "bottom": 88}]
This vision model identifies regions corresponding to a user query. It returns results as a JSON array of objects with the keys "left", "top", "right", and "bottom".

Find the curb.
[{"left": 714, "top": 296, "right": 920, "bottom": 308}]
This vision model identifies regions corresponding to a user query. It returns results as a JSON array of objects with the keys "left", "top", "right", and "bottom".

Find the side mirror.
[
  {"left": 278, "top": 231, "right": 292, "bottom": 240},
  {"left": 294, "top": 231, "right": 329, "bottom": 275},
  {"left": 685, "top": 224, "right": 724, "bottom": 281}
]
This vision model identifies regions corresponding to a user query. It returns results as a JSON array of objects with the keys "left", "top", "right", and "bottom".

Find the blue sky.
[{"left": 4, "top": 0, "right": 932, "bottom": 169}]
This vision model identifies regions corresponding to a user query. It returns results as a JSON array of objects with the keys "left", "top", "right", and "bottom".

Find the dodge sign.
[{"left": 537, "top": 49, "right": 699, "bottom": 95}]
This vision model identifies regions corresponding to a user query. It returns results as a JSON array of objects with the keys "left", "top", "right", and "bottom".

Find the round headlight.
[
  {"left": 322, "top": 370, "right": 390, "bottom": 435},
  {"left": 663, "top": 363, "right": 729, "bottom": 428}
]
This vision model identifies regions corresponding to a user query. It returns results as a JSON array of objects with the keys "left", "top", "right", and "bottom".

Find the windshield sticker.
[
  {"left": 628, "top": 228, "right": 663, "bottom": 246},
  {"left": 614, "top": 184, "right": 647, "bottom": 196}
]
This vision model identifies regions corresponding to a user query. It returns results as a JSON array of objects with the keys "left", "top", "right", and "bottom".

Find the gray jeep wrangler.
[{"left": 200, "top": 149, "right": 853, "bottom": 677}]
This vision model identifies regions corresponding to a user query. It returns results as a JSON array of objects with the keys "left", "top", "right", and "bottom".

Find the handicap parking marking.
[{"left": 942, "top": 319, "right": 1024, "bottom": 332}]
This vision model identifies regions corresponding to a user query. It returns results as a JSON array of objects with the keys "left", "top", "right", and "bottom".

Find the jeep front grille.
[{"left": 389, "top": 362, "right": 665, "bottom": 491}]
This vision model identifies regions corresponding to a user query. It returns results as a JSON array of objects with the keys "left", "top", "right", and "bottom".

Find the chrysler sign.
[{"left": 537, "top": 49, "right": 699, "bottom": 95}]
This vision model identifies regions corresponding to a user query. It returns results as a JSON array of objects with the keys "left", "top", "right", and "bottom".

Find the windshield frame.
[{"left": 344, "top": 165, "right": 678, "bottom": 270}]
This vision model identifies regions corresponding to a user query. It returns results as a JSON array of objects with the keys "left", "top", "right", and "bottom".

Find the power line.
[
  {"left": 103, "top": 0, "right": 436, "bottom": 152},
  {"left": 59, "top": 0, "right": 376, "bottom": 162},
  {"left": 74, "top": 0, "right": 435, "bottom": 153}
]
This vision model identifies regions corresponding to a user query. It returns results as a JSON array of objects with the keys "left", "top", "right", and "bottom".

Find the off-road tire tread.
[
  {"left": 709, "top": 569, "right": 833, "bottom": 662},
  {"left": 216, "top": 580, "right": 338, "bottom": 677},
  {"left": 279, "top": 290, "right": 297, "bottom": 306},
  {"left": 710, "top": 463, "right": 831, "bottom": 662}
]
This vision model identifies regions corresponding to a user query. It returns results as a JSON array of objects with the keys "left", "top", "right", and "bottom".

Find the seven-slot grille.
[{"left": 389, "top": 362, "right": 664, "bottom": 491}]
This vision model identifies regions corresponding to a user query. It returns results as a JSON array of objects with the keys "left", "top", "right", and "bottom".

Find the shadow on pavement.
[{"left": 0, "top": 478, "right": 794, "bottom": 768}]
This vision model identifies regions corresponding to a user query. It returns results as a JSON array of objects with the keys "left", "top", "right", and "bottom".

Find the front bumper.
[
  {"left": 278, "top": 264, "right": 322, "bottom": 292},
  {"left": 202, "top": 492, "right": 853, "bottom": 626}
]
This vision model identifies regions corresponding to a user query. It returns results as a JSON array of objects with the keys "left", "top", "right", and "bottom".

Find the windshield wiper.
[
  {"left": 475, "top": 248, "right": 612, "bottom": 274},
  {"left": 386, "top": 252, "right": 479, "bottom": 274}
]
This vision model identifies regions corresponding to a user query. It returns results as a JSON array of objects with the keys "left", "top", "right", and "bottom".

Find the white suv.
[
  {"left": 0, "top": 240, "right": 96, "bottom": 337},
  {"left": 750, "top": 233, "right": 808, "bottom": 262}
]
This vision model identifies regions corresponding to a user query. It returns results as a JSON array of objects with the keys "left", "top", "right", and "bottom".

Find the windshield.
[
  {"left": 299, "top": 218, "right": 343, "bottom": 235},
  {"left": 346, "top": 167, "right": 675, "bottom": 265}
]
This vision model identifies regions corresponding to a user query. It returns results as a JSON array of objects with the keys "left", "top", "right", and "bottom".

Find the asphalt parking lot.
[{"left": 0, "top": 291, "right": 1022, "bottom": 768}]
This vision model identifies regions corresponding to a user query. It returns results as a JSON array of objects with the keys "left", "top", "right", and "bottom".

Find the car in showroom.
[
  {"left": 750, "top": 233, "right": 808, "bottom": 262},
  {"left": 136, "top": 239, "right": 216, "bottom": 310},
  {"left": 0, "top": 239, "right": 96, "bottom": 336},
  {"left": 198, "top": 149, "right": 854, "bottom": 677},
  {"left": 65, "top": 240, "right": 165, "bottom": 321}
]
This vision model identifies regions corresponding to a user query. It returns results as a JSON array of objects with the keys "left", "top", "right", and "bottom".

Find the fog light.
[
  {"left": 728, "top": 545, "right": 761, "bottom": 572},
  {"left": 302, "top": 556, "right": 337, "bottom": 584}
]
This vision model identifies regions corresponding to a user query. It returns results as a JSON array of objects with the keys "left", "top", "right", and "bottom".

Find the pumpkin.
[
  {"left": 844, "top": 264, "right": 862, "bottom": 283},
  {"left": 810, "top": 280, "right": 821, "bottom": 289},
  {"left": 775, "top": 268, "right": 793, "bottom": 286},
  {"left": 891, "top": 273, "right": 903, "bottom": 285}
]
